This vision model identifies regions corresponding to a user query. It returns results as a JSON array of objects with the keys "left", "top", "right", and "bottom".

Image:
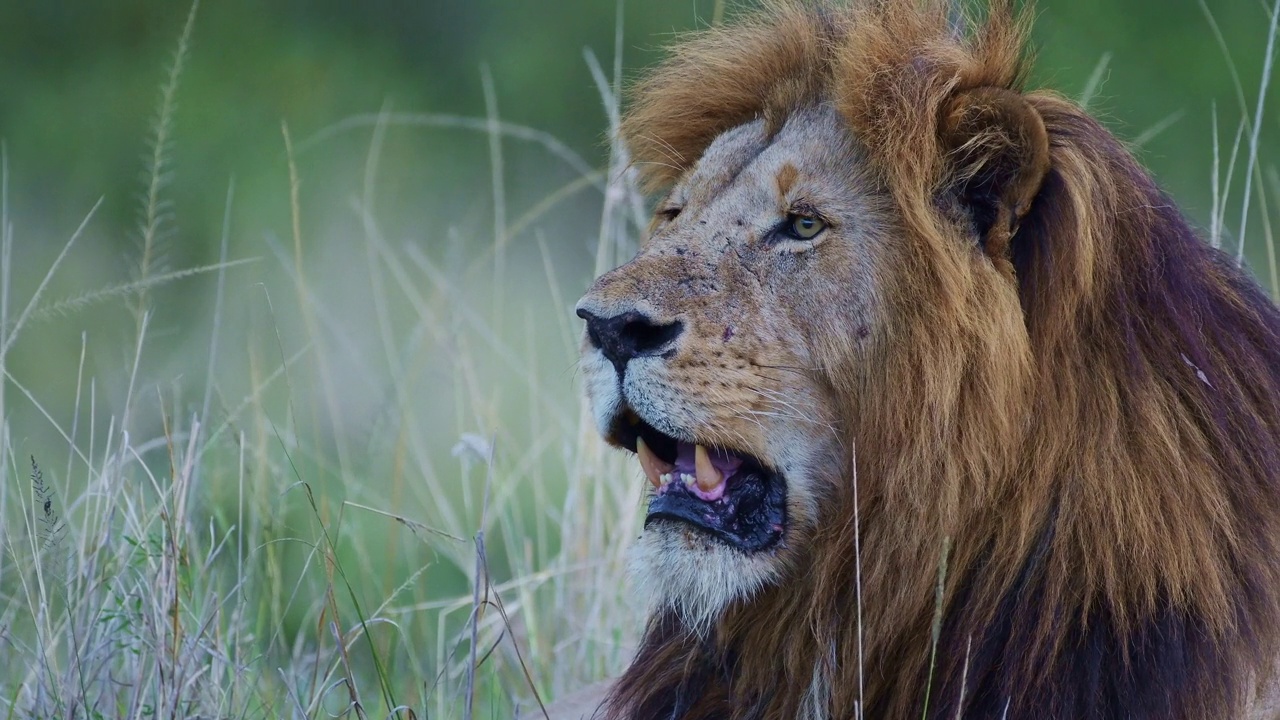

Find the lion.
[{"left": 568, "top": 1, "right": 1280, "bottom": 718}]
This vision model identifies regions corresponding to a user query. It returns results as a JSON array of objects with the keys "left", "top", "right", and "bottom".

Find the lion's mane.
[{"left": 603, "top": 1, "right": 1280, "bottom": 719}]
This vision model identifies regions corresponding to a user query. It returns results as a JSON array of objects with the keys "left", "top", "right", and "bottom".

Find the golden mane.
[{"left": 606, "top": 1, "right": 1280, "bottom": 718}]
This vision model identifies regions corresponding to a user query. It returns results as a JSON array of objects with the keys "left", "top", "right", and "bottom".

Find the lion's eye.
[
  {"left": 787, "top": 214, "right": 826, "bottom": 240},
  {"left": 658, "top": 207, "right": 682, "bottom": 222}
]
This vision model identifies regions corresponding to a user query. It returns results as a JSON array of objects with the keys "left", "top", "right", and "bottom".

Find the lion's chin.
[{"left": 627, "top": 521, "right": 786, "bottom": 637}]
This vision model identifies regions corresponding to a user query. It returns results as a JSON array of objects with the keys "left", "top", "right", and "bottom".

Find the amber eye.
[{"left": 788, "top": 214, "right": 826, "bottom": 240}]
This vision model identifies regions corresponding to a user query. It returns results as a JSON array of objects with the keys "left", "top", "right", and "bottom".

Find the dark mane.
[
  {"left": 930, "top": 101, "right": 1280, "bottom": 718},
  {"left": 607, "top": 2, "right": 1280, "bottom": 718}
]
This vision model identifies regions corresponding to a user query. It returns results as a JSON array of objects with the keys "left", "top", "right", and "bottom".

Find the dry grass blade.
[
  {"left": 342, "top": 501, "right": 466, "bottom": 544},
  {"left": 200, "top": 179, "right": 236, "bottom": 439},
  {"left": 1132, "top": 109, "right": 1187, "bottom": 149},
  {"left": 465, "top": 532, "right": 486, "bottom": 720},
  {"left": 1236, "top": 0, "right": 1280, "bottom": 266},
  {"left": 329, "top": 619, "right": 369, "bottom": 720},
  {"left": 953, "top": 636, "right": 971, "bottom": 720},
  {"left": 1078, "top": 52, "right": 1113, "bottom": 110},
  {"left": 920, "top": 537, "right": 952, "bottom": 720},
  {"left": 482, "top": 65, "right": 507, "bottom": 323},
  {"left": 22, "top": 259, "right": 257, "bottom": 328},
  {"left": 853, "top": 446, "right": 865, "bottom": 720},
  {"left": 135, "top": 0, "right": 200, "bottom": 321},
  {"left": 0, "top": 198, "right": 102, "bottom": 357},
  {"left": 296, "top": 113, "right": 602, "bottom": 187}
]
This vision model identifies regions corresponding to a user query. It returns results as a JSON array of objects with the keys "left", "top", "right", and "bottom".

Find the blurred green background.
[
  {"left": 1, "top": 1, "right": 1278, "bottom": 713},
  {"left": 2, "top": 1, "right": 1275, "bottom": 278}
]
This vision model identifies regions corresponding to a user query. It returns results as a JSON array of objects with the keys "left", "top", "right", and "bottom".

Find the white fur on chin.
[{"left": 627, "top": 521, "right": 783, "bottom": 638}]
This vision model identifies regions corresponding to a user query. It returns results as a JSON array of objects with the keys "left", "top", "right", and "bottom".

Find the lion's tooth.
[
  {"left": 637, "top": 436, "right": 673, "bottom": 489},
  {"left": 695, "top": 444, "right": 724, "bottom": 492}
]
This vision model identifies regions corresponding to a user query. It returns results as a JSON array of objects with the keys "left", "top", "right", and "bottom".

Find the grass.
[
  {"left": 0, "top": 2, "right": 648, "bottom": 717},
  {"left": 3, "top": 2, "right": 1280, "bottom": 719}
]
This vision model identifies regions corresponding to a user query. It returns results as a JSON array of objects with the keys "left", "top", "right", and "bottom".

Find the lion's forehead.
[
  {"left": 675, "top": 106, "right": 866, "bottom": 220},
  {"left": 679, "top": 119, "right": 770, "bottom": 201}
]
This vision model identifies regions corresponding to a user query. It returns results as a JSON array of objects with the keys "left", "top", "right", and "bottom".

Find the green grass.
[{"left": 0, "top": 3, "right": 648, "bottom": 717}]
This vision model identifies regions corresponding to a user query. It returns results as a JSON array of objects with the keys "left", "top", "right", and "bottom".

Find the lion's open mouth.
[{"left": 610, "top": 409, "right": 786, "bottom": 552}]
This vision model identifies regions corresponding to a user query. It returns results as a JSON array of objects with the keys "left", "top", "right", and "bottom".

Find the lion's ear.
[{"left": 939, "top": 87, "right": 1050, "bottom": 258}]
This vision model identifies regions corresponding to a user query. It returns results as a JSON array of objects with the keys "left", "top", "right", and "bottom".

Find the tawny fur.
[{"left": 587, "top": 1, "right": 1280, "bottom": 718}]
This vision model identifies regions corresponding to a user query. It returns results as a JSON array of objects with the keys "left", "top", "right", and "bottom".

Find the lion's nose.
[{"left": 576, "top": 308, "right": 684, "bottom": 372}]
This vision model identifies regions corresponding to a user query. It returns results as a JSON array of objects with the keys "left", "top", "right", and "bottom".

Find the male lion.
[{"left": 570, "top": 1, "right": 1280, "bottom": 718}]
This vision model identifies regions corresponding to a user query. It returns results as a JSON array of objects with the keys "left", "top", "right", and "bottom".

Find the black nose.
[{"left": 577, "top": 308, "right": 684, "bottom": 372}]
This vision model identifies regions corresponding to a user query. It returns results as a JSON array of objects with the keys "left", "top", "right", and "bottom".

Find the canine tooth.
[
  {"left": 637, "top": 437, "right": 673, "bottom": 489},
  {"left": 695, "top": 444, "right": 725, "bottom": 492}
]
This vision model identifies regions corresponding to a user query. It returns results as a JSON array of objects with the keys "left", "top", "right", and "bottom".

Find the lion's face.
[{"left": 576, "top": 107, "right": 891, "bottom": 629}]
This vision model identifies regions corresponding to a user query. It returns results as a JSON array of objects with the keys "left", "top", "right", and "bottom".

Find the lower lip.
[{"left": 644, "top": 469, "right": 786, "bottom": 553}]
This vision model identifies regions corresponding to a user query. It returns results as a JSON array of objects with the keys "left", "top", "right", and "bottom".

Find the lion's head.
[
  {"left": 576, "top": 105, "right": 882, "bottom": 631},
  {"left": 574, "top": 2, "right": 1280, "bottom": 719}
]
